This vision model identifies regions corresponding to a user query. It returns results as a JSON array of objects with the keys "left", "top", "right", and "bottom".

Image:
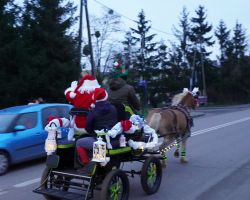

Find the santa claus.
[{"left": 65, "top": 74, "right": 100, "bottom": 140}]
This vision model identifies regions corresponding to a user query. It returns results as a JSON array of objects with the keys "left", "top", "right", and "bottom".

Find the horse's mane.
[{"left": 171, "top": 91, "right": 189, "bottom": 106}]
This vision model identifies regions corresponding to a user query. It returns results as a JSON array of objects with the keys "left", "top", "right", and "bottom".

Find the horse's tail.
[{"left": 147, "top": 112, "right": 161, "bottom": 131}]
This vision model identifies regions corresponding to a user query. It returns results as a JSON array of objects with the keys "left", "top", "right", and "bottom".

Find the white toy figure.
[
  {"left": 44, "top": 116, "right": 70, "bottom": 155},
  {"left": 107, "top": 115, "right": 158, "bottom": 150},
  {"left": 45, "top": 129, "right": 57, "bottom": 155}
]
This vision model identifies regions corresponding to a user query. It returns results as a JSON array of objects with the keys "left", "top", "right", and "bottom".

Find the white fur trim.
[
  {"left": 90, "top": 103, "right": 95, "bottom": 108},
  {"left": 64, "top": 88, "right": 72, "bottom": 95},
  {"left": 78, "top": 79, "right": 100, "bottom": 94},
  {"left": 64, "top": 81, "right": 78, "bottom": 95},
  {"left": 71, "top": 81, "right": 78, "bottom": 88},
  {"left": 69, "top": 92, "right": 76, "bottom": 98}
]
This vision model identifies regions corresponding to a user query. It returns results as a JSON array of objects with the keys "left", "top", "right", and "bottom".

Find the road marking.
[
  {"left": 192, "top": 117, "right": 250, "bottom": 137},
  {"left": 14, "top": 178, "right": 40, "bottom": 188},
  {"left": 0, "top": 190, "right": 8, "bottom": 195}
]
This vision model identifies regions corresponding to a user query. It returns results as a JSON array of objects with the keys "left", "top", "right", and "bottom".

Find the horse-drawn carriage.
[
  {"left": 33, "top": 87, "right": 199, "bottom": 200},
  {"left": 33, "top": 130, "right": 163, "bottom": 200}
]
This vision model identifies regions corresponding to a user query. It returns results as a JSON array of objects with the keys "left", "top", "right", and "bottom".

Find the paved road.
[{"left": 1, "top": 106, "right": 250, "bottom": 200}]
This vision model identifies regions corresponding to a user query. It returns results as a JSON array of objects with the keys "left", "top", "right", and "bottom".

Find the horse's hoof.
[
  {"left": 174, "top": 150, "right": 179, "bottom": 158},
  {"left": 180, "top": 157, "right": 188, "bottom": 164}
]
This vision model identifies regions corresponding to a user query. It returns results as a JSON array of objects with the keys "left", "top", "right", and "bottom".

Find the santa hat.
[
  {"left": 121, "top": 120, "right": 132, "bottom": 131},
  {"left": 77, "top": 74, "right": 100, "bottom": 93},
  {"left": 93, "top": 88, "right": 108, "bottom": 102},
  {"left": 120, "top": 115, "right": 144, "bottom": 134},
  {"left": 47, "top": 115, "right": 63, "bottom": 127}
]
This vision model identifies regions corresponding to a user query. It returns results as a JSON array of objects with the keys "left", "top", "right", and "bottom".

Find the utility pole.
[
  {"left": 198, "top": 36, "right": 207, "bottom": 97},
  {"left": 78, "top": 0, "right": 83, "bottom": 72},
  {"left": 200, "top": 45, "right": 207, "bottom": 96},
  {"left": 190, "top": 44, "right": 197, "bottom": 90},
  {"left": 84, "top": 0, "right": 95, "bottom": 76},
  {"left": 140, "top": 33, "right": 148, "bottom": 115}
]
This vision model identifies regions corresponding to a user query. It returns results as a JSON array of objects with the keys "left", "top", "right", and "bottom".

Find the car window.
[
  {"left": 16, "top": 112, "right": 37, "bottom": 129},
  {"left": 42, "top": 106, "right": 71, "bottom": 128},
  {"left": 57, "top": 106, "right": 70, "bottom": 119},
  {"left": 0, "top": 114, "right": 17, "bottom": 133},
  {"left": 42, "top": 107, "right": 59, "bottom": 128}
]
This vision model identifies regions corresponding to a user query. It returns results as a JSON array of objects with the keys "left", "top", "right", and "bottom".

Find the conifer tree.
[
  {"left": 172, "top": 6, "right": 192, "bottom": 89},
  {"left": 231, "top": 22, "right": 247, "bottom": 60},
  {"left": 190, "top": 5, "right": 214, "bottom": 56},
  {"left": 130, "top": 10, "right": 158, "bottom": 80},
  {"left": 20, "top": 0, "right": 79, "bottom": 103},
  {"left": 172, "top": 7, "right": 192, "bottom": 65},
  {"left": 122, "top": 31, "right": 137, "bottom": 69},
  {"left": 218, "top": 22, "right": 248, "bottom": 103},
  {"left": 0, "top": 0, "right": 22, "bottom": 107},
  {"left": 190, "top": 5, "right": 214, "bottom": 95},
  {"left": 130, "top": 10, "right": 159, "bottom": 106},
  {"left": 215, "top": 20, "right": 230, "bottom": 62},
  {"left": 122, "top": 31, "right": 138, "bottom": 82}
]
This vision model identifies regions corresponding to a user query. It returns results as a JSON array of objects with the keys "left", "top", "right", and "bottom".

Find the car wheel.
[{"left": 0, "top": 151, "right": 10, "bottom": 176}]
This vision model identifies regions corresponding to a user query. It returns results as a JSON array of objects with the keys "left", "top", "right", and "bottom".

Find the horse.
[{"left": 146, "top": 88, "right": 199, "bottom": 166}]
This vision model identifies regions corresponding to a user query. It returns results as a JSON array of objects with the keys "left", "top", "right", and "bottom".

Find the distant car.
[
  {"left": 198, "top": 96, "right": 208, "bottom": 106},
  {"left": 0, "top": 103, "right": 72, "bottom": 175}
]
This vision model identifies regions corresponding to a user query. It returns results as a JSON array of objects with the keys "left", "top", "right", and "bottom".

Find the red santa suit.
[{"left": 65, "top": 74, "right": 100, "bottom": 140}]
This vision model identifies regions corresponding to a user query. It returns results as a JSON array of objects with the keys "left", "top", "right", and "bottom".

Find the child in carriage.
[{"left": 76, "top": 88, "right": 119, "bottom": 174}]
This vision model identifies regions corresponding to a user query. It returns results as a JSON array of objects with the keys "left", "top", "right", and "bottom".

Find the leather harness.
[{"left": 159, "top": 104, "right": 193, "bottom": 138}]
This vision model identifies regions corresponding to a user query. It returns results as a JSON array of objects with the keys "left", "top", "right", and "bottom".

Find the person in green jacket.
[{"left": 107, "top": 61, "right": 140, "bottom": 121}]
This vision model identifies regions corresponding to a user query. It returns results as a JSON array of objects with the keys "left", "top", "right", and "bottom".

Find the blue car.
[{"left": 0, "top": 103, "right": 72, "bottom": 175}]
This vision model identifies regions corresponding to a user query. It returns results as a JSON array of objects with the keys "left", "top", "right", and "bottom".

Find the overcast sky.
[
  {"left": 86, "top": 0, "right": 249, "bottom": 36},
  {"left": 16, "top": 0, "right": 250, "bottom": 57},
  {"left": 83, "top": 0, "right": 250, "bottom": 56}
]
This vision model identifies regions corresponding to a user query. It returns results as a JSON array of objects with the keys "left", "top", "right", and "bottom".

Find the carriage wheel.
[
  {"left": 40, "top": 167, "right": 70, "bottom": 200},
  {"left": 141, "top": 156, "right": 162, "bottom": 195},
  {"left": 100, "top": 169, "right": 129, "bottom": 200}
]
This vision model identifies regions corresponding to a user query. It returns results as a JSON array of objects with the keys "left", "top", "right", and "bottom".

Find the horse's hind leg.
[
  {"left": 174, "top": 143, "right": 180, "bottom": 158},
  {"left": 180, "top": 137, "right": 188, "bottom": 163}
]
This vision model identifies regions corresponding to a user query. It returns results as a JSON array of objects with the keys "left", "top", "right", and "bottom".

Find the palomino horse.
[{"left": 146, "top": 88, "right": 199, "bottom": 166}]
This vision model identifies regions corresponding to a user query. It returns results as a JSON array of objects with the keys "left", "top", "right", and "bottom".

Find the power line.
[{"left": 93, "top": 0, "right": 175, "bottom": 37}]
